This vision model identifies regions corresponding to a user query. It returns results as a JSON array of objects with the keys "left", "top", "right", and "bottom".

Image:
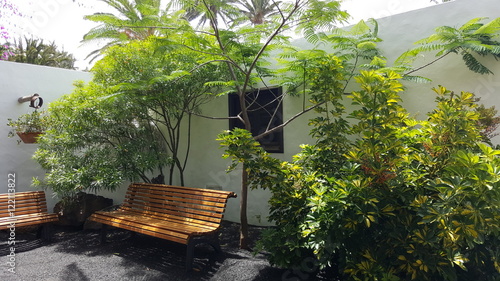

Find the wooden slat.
[
  {"left": 93, "top": 211, "right": 217, "bottom": 234},
  {"left": 116, "top": 206, "right": 221, "bottom": 228},
  {"left": 91, "top": 215, "right": 188, "bottom": 244},
  {"left": 121, "top": 199, "right": 226, "bottom": 218},
  {"left": 0, "top": 213, "right": 58, "bottom": 229},
  {"left": 125, "top": 187, "right": 229, "bottom": 201},
  {"left": 89, "top": 183, "right": 236, "bottom": 245},
  {"left": 121, "top": 184, "right": 233, "bottom": 222},
  {"left": 124, "top": 192, "right": 227, "bottom": 213},
  {"left": 131, "top": 183, "right": 237, "bottom": 198},
  {"left": 125, "top": 190, "right": 228, "bottom": 208},
  {"left": 0, "top": 191, "right": 59, "bottom": 229}
]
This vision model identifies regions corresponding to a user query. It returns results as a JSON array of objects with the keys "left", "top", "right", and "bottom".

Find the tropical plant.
[
  {"left": 82, "top": 0, "right": 170, "bottom": 62},
  {"left": 476, "top": 103, "right": 500, "bottom": 144},
  {"left": 34, "top": 38, "right": 223, "bottom": 197},
  {"left": 80, "top": 0, "right": 500, "bottom": 253},
  {"left": 6, "top": 37, "right": 76, "bottom": 69},
  {"left": 174, "top": 0, "right": 349, "bottom": 249},
  {"left": 33, "top": 80, "right": 169, "bottom": 197},
  {"left": 180, "top": 0, "right": 280, "bottom": 27},
  {"left": 396, "top": 17, "right": 500, "bottom": 75},
  {"left": 176, "top": 2, "right": 500, "bottom": 252},
  {"left": 242, "top": 0, "right": 280, "bottom": 25},
  {"left": 176, "top": 0, "right": 238, "bottom": 27},
  {"left": 255, "top": 70, "right": 500, "bottom": 280}
]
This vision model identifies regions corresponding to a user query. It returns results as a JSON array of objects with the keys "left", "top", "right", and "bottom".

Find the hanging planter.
[
  {"left": 16, "top": 132, "right": 43, "bottom": 144},
  {"left": 7, "top": 110, "right": 48, "bottom": 144}
]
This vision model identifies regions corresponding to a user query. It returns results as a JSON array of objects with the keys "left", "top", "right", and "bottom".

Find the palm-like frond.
[
  {"left": 396, "top": 17, "right": 500, "bottom": 75},
  {"left": 8, "top": 36, "right": 76, "bottom": 69},
  {"left": 320, "top": 19, "right": 382, "bottom": 76},
  {"left": 82, "top": 0, "right": 165, "bottom": 62},
  {"left": 462, "top": 52, "right": 492, "bottom": 74}
]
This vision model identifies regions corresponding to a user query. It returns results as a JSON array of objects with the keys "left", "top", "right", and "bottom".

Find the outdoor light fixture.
[{"left": 18, "top": 93, "right": 43, "bottom": 109}]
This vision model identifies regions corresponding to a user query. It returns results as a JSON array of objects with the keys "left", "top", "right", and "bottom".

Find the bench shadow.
[
  {"left": 0, "top": 227, "right": 51, "bottom": 254},
  {"left": 48, "top": 224, "right": 268, "bottom": 280},
  {"left": 0, "top": 221, "right": 284, "bottom": 280}
]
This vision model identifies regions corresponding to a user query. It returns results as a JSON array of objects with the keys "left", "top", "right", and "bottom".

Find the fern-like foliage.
[
  {"left": 316, "top": 18, "right": 384, "bottom": 87},
  {"left": 82, "top": 0, "right": 176, "bottom": 62},
  {"left": 396, "top": 17, "right": 500, "bottom": 75}
]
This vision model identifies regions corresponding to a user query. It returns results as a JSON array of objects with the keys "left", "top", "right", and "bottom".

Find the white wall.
[
  {"left": 0, "top": 61, "right": 92, "bottom": 209},
  {"left": 376, "top": 0, "right": 500, "bottom": 128}
]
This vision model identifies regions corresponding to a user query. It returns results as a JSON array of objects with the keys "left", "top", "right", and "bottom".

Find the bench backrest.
[
  {"left": 0, "top": 191, "right": 50, "bottom": 218},
  {"left": 120, "top": 183, "right": 237, "bottom": 229}
]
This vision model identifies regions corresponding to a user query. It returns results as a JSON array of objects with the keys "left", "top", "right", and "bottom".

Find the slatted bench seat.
[
  {"left": 0, "top": 191, "right": 59, "bottom": 240},
  {"left": 88, "top": 183, "right": 237, "bottom": 270}
]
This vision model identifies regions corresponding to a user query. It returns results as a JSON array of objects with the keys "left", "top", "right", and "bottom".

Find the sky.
[{"left": 2, "top": 0, "right": 443, "bottom": 70}]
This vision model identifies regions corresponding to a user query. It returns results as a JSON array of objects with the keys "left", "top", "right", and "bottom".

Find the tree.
[
  {"left": 232, "top": 0, "right": 281, "bottom": 25},
  {"left": 93, "top": 39, "right": 224, "bottom": 185},
  {"left": 34, "top": 38, "right": 224, "bottom": 196},
  {"left": 82, "top": 0, "right": 170, "bottom": 61},
  {"left": 34, "top": 80, "right": 169, "bottom": 197},
  {"left": 7, "top": 36, "right": 76, "bottom": 69},
  {"left": 179, "top": 0, "right": 281, "bottom": 27},
  {"left": 213, "top": 12, "right": 500, "bottom": 251},
  {"left": 176, "top": 0, "right": 238, "bottom": 27},
  {"left": 166, "top": 0, "right": 349, "bottom": 249}
]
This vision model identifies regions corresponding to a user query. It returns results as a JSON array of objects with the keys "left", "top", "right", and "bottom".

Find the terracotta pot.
[{"left": 16, "top": 132, "right": 43, "bottom": 144}]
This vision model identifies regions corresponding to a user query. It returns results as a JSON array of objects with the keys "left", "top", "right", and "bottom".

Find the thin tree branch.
[{"left": 404, "top": 51, "right": 453, "bottom": 76}]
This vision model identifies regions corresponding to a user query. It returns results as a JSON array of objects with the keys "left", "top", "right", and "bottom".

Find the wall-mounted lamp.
[{"left": 18, "top": 94, "right": 43, "bottom": 109}]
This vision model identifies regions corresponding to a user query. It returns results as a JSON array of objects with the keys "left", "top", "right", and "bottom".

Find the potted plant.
[{"left": 7, "top": 110, "right": 48, "bottom": 144}]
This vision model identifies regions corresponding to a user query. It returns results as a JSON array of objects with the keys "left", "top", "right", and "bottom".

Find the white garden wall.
[
  {"left": 0, "top": 61, "right": 91, "bottom": 209},
  {"left": 1, "top": 0, "right": 499, "bottom": 226}
]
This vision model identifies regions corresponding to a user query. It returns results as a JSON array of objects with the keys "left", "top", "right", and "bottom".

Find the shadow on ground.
[{"left": 0, "top": 221, "right": 336, "bottom": 281}]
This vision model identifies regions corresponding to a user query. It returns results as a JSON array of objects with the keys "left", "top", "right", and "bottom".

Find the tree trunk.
[{"left": 240, "top": 164, "right": 250, "bottom": 249}]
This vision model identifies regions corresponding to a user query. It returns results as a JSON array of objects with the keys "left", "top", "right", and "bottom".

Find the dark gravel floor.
[{"left": 0, "top": 221, "right": 327, "bottom": 281}]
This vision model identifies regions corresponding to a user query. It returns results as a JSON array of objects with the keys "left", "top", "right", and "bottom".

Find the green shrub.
[{"left": 255, "top": 70, "right": 500, "bottom": 280}]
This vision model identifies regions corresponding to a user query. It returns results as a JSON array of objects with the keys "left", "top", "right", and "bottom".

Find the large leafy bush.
[{"left": 235, "top": 69, "right": 500, "bottom": 280}]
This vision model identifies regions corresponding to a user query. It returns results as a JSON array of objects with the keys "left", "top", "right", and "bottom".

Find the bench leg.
[
  {"left": 37, "top": 224, "right": 54, "bottom": 242},
  {"left": 100, "top": 224, "right": 108, "bottom": 244},
  {"left": 186, "top": 240, "right": 195, "bottom": 272},
  {"left": 185, "top": 233, "right": 222, "bottom": 272}
]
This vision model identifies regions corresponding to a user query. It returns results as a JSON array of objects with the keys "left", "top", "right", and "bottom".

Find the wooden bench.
[
  {"left": 0, "top": 191, "right": 59, "bottom": 240},
  {"left": 88, "top": 183, "right": 237, "bottom": 270}
]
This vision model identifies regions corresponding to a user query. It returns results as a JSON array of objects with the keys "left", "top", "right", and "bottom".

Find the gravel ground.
[{"left": 0, "top": 221, "right": 324, "bottom": 281}]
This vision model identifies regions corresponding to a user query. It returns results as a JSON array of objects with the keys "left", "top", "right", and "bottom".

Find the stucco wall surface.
[{"left": 0, "top": 61, "right": 92, "bottom": 209}]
